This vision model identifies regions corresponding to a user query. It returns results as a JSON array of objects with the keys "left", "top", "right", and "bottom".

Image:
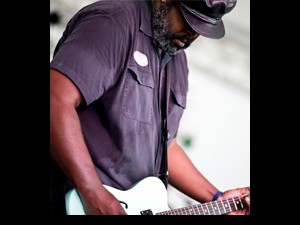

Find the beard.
[{"left": 151, "top": 3, "right": 192, "bottom": 56}]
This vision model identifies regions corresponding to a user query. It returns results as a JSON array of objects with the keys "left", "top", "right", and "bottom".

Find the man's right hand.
[{"left": 80, "top": 188, "right": 127, "bottom": 215}]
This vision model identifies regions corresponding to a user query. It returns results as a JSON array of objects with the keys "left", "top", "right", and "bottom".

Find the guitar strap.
[{"left": 158, "top": 65, "right": 171, "bottom": 189}]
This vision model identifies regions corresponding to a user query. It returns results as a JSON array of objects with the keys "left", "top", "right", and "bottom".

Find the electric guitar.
[{"left": 65, "top": 176, "right": 248, "bottom": 215}]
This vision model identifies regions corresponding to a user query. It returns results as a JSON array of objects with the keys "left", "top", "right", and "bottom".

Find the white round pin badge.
[{"left": 133, "top": 51, "right": 148, "bottom": 67}]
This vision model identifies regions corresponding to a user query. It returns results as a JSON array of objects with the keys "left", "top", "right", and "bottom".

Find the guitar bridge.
[{"left": 140, "top": 209, "right": 153, "bottom": 215}]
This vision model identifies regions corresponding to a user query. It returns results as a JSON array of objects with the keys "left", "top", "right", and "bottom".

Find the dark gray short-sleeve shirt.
[{"left": 50, "top": 0, "right": 189, "bottom": 190}]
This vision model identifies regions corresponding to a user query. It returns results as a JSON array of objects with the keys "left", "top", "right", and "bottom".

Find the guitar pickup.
[{"left": 140, "top": 209, "right": 153, "bottom": 215}]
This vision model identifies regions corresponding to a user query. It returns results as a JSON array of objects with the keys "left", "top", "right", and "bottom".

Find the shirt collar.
[{"left": 139, "top": 0, "right": 152, "bottom": 37}]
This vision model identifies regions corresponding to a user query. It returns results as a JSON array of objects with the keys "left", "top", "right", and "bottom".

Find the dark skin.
[
  {"left": 50, "top": 69, "right": 126, "bottom": 214},
  {"left": 50, "top": 0, "right": 250, "bottom": 215},
  {"left": 153, "top": 0, "right": 199, "bottom": 54},
  {"left": 160, "top": 1, "right": 199, "bottom": 48}
]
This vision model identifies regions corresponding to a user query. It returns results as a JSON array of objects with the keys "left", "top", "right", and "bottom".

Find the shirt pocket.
[
  {"left": 167, "top": 86, "right": 187, "bottom": 140},
  {"left": 122, "top": 65, "right": 154, "bottom": 124}
]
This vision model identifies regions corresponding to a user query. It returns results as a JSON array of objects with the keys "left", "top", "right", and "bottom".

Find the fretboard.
[{"left": 156, "top": 196, "right": 245, "bottom": 215}]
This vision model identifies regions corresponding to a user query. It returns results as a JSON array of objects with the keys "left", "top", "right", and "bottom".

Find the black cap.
[{"left": 178, "top": 0, "right": 237, "bottom": 39}]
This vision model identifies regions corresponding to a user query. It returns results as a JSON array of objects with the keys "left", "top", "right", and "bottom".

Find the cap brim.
[{"left": 179, "top": 4, "right": 225, "bottom": 39}]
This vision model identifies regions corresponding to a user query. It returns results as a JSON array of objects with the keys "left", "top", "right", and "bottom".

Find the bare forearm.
[
  {"left": 168, "top": 139, "right": 218, "bottom": 203},
  {"left": 50, "top": 102, "right": 102, "bottom": 193},
  {"left": 50, "top": 69, "right": 127, "bottom": 214}
]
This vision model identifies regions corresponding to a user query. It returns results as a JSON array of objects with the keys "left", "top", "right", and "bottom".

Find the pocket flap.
[
  {"left": 128, "top": 66, "right": 154, "bottom": 89},
  {"left": 171, "top": 88, "right": 187, "bottom": 109}
]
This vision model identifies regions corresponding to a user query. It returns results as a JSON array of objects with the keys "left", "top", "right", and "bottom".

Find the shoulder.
[
  {"left": 77, "top": 1, "right": 141, "bottom": 26},
  {"left": 68, "top": 0, "right": 142, "bottom": 40}
]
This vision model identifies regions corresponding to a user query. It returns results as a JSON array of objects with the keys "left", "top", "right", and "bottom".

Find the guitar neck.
[{"left": 156, "top": 196, "right": 245, "bottom": 215}]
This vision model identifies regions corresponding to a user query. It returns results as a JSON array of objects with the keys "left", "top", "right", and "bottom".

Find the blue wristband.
[{"left": 212, "top": 191, "right": 223, "bottom": 201}]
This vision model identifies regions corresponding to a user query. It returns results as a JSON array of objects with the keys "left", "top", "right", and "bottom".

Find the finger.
[
  {"left": 243, "top": 187, "right": 250, "bottom": 194},
  {"left": 245, "top": 196, "right": 250, "bottom": 203}
]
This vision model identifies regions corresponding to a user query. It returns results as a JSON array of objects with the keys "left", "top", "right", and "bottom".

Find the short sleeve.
[{"left": 50, "top": 13, "right": 127, "bottom": 105}]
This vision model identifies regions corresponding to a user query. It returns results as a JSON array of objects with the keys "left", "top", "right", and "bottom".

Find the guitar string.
[{"left": 157, "top": 196, "right": 244, "bottom": 215}]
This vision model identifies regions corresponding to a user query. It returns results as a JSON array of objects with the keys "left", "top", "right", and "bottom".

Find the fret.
[
  {"left": 177, "top": 206, "right": 189, "bottom": 215},
  {"left": 232, "top": 197, "right": 238, "bottom": 211},
  {"left": 202, "top": 202, "right": 210, "bottom": 215},
  {"left": 238, "top": 196, "right": 245, "bottom": 209},
  {"left": 173, "top": 208, "right": 181, "bottom": 215},
  {"left": 200, "top": 203, "right": 205, "bottom": 215},
  {"left": 224, "top": 198, "right": 232, "bottom": 213},
  {"left": 226, "top": 198, "right": 232, "bottom": 212},
  {"left": 194, "top": 205, "right": 201, "bottom": 215},
  {"left": 192, "top": 205, "right": 197, "bottom": 215},
  {"left": 155, "top": 195, "right": 246, "bottom": 215},
  {"left": 212, "top": 201, "right": 221, "bottom": 215},
  {"left": 210, "top": 202, "right": 215, "bottom": 215},
  {"left": 158, "top": 210, "right": 167, "bottom": 215},
  {"left": 234, "top": 196, "right": 244, "bottom": 210},
  {"left": 229, "top": 197, "right": 237, "bottom": 212},
  {"left": 191, "top": 205, "right": 198, "bottom": 215},
  {"left": 187, "top": 206, "right": 195, "bottom": 215},
  {"left": 184, "top": 208, "right": 190, "bottom": 215},
  {"left": 217, "top": 200, "right": 226, "bottom": 214},
  {"left": 215, "top": 200, "right": 223, "bottom": 214},
  {"left": 202, "top": 203, "right": 210, "bottom": 215}
]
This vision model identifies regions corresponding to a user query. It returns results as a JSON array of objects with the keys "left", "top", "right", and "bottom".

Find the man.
[{"left": 50, "top": 0, "right": 250, "bottom": 215}]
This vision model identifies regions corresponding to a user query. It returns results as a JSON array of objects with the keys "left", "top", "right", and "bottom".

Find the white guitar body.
[
  {"left": 65, "top": 176, "right": 170, "bottom": 215},
  {"left": 65, "top": 176, "right": 248, "bottom": 215}
]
